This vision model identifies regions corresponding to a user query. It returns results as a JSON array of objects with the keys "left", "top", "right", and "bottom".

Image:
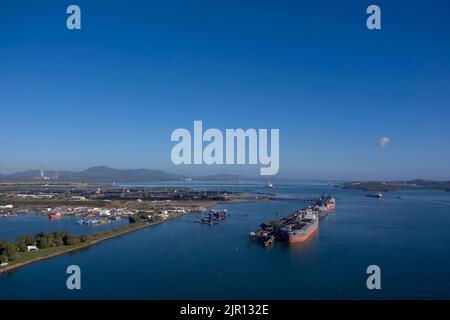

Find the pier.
[
  {"left": 267, "top": 195, "right": 327, "bottom": 202},
  {"left": 194, "top": 209, "right": 229, "bottom": 225},
  {"left": 248, "top": 210, "right": 301, "bottom": 247}
]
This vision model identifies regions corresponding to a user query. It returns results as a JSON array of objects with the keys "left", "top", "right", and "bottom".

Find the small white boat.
[
  {"left": 264, "top": 181, "right": 274, "bottom": 188},
  {"left": 366, "top": 192, "right": 383, "bottom": 198}
]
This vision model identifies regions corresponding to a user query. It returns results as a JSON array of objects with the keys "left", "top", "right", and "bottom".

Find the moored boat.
[
  {"left": 366, "top": 192, "right": 383, "bottom": 198},
  {"left": 325, "top": 196, "right": 336, "bottom": 210},
  {"left": 48, "top": 212, "right": 62, "bottom": 219},
  {"left": 264, "top": 181, "right": 274, "bottom": 188}
]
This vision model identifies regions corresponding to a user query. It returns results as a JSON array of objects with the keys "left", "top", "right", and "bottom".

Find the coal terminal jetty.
[
  {"left": 267, "top": 195, "right": 330, "bottom": 202},
  {"left": 194, "top": 209, "right": 229, "bottom": 225},
  {"left": 249, "top": 195, "right": 336, "bottom": 247}
]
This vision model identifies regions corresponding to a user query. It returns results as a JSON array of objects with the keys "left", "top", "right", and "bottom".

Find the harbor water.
[
  {"left": 0, "top": 215, "right": 128, "bottom": 241},
  {"left": 1, "top": 183, "right": 449, "bottom": 299}
]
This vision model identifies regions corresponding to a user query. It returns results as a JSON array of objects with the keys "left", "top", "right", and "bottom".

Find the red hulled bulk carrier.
[
  {"left": 279, "top": 210, "right": 319, "bottom": 243},
  {"left": 249, "top": 195, "right": 336, "bottom": 247}
]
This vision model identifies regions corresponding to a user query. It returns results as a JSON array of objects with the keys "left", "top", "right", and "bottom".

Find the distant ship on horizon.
[
  {"left": 264, "top": 181, "right": 274, "bottom": 188},
  {"left": 366, "top": 192, "right": 383, "bottom": 198}
]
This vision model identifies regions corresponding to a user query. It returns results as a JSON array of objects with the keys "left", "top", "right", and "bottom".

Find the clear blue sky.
[{"left": 1, "top": 0, "right": 449, "bottom": 180}]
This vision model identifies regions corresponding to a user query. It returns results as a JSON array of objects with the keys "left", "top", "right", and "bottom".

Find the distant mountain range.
[{"left": 0, "top": 166, "right": 250, "bottom": 183}]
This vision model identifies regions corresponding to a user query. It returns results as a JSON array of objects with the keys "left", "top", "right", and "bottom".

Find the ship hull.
[
  {"left": 287, "top": 221, "right": 318, "bottom": 243},
  {"left": 278, "top": 218, "right": 319, "bottom": 244}
]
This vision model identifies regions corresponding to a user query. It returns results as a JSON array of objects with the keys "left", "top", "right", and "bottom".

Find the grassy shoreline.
[
  {"left": 0, "top": 223, "right": 151, "bottom": 274},
  {"left": 0, "top": 198, "right": 256, "bottom": 274},
  {"left": 0, "top": 212, "right": 189, "bottom": 275}
]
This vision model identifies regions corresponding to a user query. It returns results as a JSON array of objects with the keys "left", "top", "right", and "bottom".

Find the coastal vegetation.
[
  {"left": 341, "top": 180, "right": 450, "bottom": 192},
  {"left": 0, "top": 207, "right": 194, "bottom": 273},
  {"left": 0, "top": 222, "right": 152, "bottom": 272},
  {"left": 0, "top": 231, "right": 92, "bottom": 263},
  {"left": 0, "top": 230, "right": 106, "bottom": 264},
  {"left": 128, "top": 212, "right": 158, "bottom": 223},
  {"left": 0, "top": 180, "right": 233, "bottom": 273}
]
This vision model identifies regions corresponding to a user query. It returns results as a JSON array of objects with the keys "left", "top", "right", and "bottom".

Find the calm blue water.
[
  {"left": 1, "top": 183, "right": 450, "bottom": 299},
  {"left": 0, "top": 215, "right": 128, "bottom": 241}
]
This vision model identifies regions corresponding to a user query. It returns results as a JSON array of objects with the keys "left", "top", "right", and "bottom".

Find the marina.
[{"left": 77, "top": 218, "right": 110, "bottom": 225}]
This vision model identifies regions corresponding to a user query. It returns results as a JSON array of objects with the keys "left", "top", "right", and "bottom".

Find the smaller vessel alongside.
[
  {"left": 316, "top": 195, "right": 336, "bottom": 211},
  {"left": 313, "top": 195, "right": 336, "bottom": 219}
]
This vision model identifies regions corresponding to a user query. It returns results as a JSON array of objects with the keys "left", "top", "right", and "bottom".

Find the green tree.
[
  {"left": 17, "top": 235, "right": 36, "bottom": 246},
  {"left": 0, "top": 255, "right": 8, "bottom": 264},
  {"left": 4, "top": 243, "right": 17, "bottom": 257},
  {"left": 52, "top": 238, "right": 64, "bottom": 247},
  {"left": 37, "top": 237, "right": 50, "bottom": 249},
  {"left": 63, "top": 234, "right": 80, "bottom": 246},
  {"left": 52, "top": 231, "right": 67, "bottom": 240},
  {"left": 8, "top": 252, "right": 18, "bottom": 261},
  {"left": 129, "top": 215, "right": 142, "bottom": 223},
  {"left": 0, "top": 240, "right": 7, "bottom": 256},
  {"left": 17, "top": 242, "right": 27, "bottom": 252},
  {"left": 79, "top": 234, "right": 92, "bottom": 243}
]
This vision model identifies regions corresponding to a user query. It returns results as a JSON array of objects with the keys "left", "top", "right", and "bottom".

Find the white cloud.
[{"left": 377, "top": 137, "right": 390, "bottom": 147}]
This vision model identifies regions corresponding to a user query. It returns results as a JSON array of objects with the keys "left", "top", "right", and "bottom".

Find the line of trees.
[
  {"left": 128, "top": 212, "right": 160, "bottom": 224},
  {"left": 0, "top": 231, "right": 93, "bottom": 264}
]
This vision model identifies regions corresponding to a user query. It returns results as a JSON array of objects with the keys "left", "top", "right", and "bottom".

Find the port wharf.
[
  {"left": 0, "top": 182, "right": 239, "bottom": 220},
  {"left": 194, "top": 209, "right": 229, "bottom": 225},
  {"left": 249, "top": 195, "right": 336, "bottom": 247},
  {"left": 0, "top": 202, "right": 220, "bottom": 274},
  {"left": 267, "top": 195, "right": 329, "bottom": 202}
]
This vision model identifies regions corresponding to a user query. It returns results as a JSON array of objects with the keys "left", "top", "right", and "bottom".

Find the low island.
[{"left": 340, "top": 179, "right": 450, "bottom": 192}]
